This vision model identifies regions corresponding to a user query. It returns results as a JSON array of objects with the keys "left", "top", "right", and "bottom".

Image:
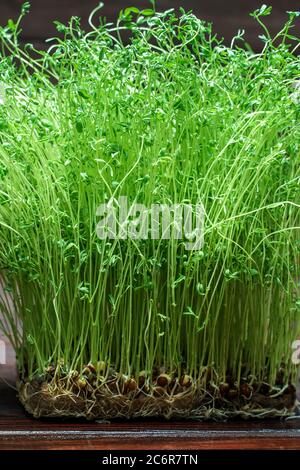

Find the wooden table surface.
[{"left": 1, "top": 378, "right": 300, "bottom": 450}]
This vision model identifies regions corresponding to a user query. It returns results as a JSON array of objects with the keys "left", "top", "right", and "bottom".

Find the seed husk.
[
  {"left": 240, "top": 383, "right": 251, "bottom": 398},
  {"left": 138, "top": 371, "right": 146, "bottom": 387},
  {"left": 275, "top": 368, "right": 285, "bottom": 386},
  {"left": 77, "top": 377, "right": 87, "bottom": 390},
  {"left": 87, "top": 363, "right": 96, "bottom": 374},
  {"left": 219, "top": 382, "right": 230, "bottom": 397},
  {"left": 157, "top": 374, "right": 171, "bottom": 387},
  {"left": 228, "top": 388, "right": 238, "bottom": 399},
  {"left": 180, "top": 374, "right": 192, "bottom": 387},
  {"left": 124, "top": 378, "right": 138, "bottom": 393},
  {"left": 82, "top": 367, "right": 93, "bottom": 378},
  {"left": 152, "top": 367, "right": 159, "bottom": 381},
  {"left": 259, "top": 383, "right": 271, "bottom": 395}
]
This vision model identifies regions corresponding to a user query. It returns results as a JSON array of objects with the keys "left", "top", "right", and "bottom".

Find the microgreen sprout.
[{"left": 0, "top": 4, "right": 299, "bottom": 419}]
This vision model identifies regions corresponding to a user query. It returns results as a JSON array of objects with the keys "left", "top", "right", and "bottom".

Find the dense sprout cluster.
[{"left": 0, "top": 5, "right": 299, "bottom": 398}]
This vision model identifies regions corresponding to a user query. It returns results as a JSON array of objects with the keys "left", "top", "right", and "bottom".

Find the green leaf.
[
  {"left": 249, "top": 268, "right": 258, "bottom": 276},
  {"left": 27, "top": 334, "right": 35, "bottom": 345},
  {"left": 196, "top": 283, "right": 205, "bottom": 295},
  {"left": 54, "top": 21, "right": 68, "bottom": 33},
  {"left": 287, "top": 11, "right": 300, "bottom": 19},
  {"left": 21, "top": 2, "right": 31, "bottom": 15},
  {"left": 78, "top": 282, "right": 90, "bottom": 295},
  {"left": 197, "top": 321, "right": 207, "bottom": 333},
  {"left": 140, "top": 9, "right": 154, "bottom": 16},
  {"left": 41, "top": 118, "right": 52, "bottom": 128},
  {"left": 171, "top": 274, "right": 186, "bottom": 288},
  {"left": 258, "top": 34, "right": 269, "bottom": 43},
  {"left": 251, "top": 5, "right": 272, "bottom": 17},
  {"left": 157, "top": 313, "right": 169, "bottom": 322},
  {"left": 76, "top": 120, "right": 83, "bottom": 133},
  {"left": 78, "top": 88, "right": 89, "bottom": 99},
  {"left": 7, "top": 19, "right": 16, "bottom": 31},
  {"left": 183, "top": 306, "right": 197, "bottom": 318},
  {"left": 224, "top": 269, "right": 240, "bottom": 281},
  {"left": 124, "top": 7, "right": 140, "bottom": 17}
]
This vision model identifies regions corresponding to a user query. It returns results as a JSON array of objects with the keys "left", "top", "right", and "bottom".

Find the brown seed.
[
  {"left": 124, "top": 378, "right": 138, "bottom": 393},
  {"left": 179, "top": 374, "right": 192, "bottom": 387},
  {"left": 168, "top": 378, "right": 177, "bottom": 391},
  {"left": 284, "top": 384, "right": 296, "bottom": 396},
  {"left": 87, "top": 363, "right": 96, "bottom": 374},
  {"left": 157, "top": 374, "right": 171, "bottom": 387},
  {"left": 138, "top": 371, "right": 146, "bottom": 387},
  {"left": 259, "top": 383, "right": 271, "bottom": 395},
  {"left": 228, "top": 388, "right": 238, "bottom": 399},
  {"left": 152, "top": 366, "right": 159, "bottom": 380},
  {"left": 82, "top": 367, "right": 92, "bottom": 378},
  {"left": 226, "top": 373, "right": 234, "bottom": 386},
  {"left": 275, "top": 369, "right": 285, "bottom": 386},
  {"left": 219, "top": 382, "right": 230, "bottom": 397},
  {"left": 206, "top": 367, "right": 213, "bottom": 381},
  {"left": 283, "top": 395, "right": 295, "bottom": 409},
  {"left": 240, "top": 383, "right": 251, "bottom": 398}
]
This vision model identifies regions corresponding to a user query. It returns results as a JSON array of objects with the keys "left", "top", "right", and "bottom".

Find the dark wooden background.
[{"left": 0, "top": 0, "right": 299, "bottom": 51}]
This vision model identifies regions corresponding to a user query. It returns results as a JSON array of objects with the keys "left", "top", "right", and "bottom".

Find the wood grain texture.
[
  {"left": 0, "top": 0, "right": 299, "bottom": 51},
  {"left": 1, "top": 377, "right": 300, "bottom": 450}
]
